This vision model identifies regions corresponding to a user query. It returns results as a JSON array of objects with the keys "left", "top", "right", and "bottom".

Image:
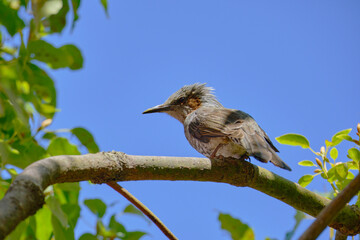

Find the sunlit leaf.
[
  {"left": 330, "top": 148, "right": 338, "bottom": 161},
  {"left": 47, "top": 137, "right": 81, "bottom": 156},
  {"left": 298, "top": 174, "right": 314, "bottom": 187},
  {"left": 97, "top": 220, "right": 116, "bottom": 238},
  {"left": 327, "top": 167, "right": 336, "bottom": 182},
  {"left": 335, "top": 179, "right": 352, "bottom": 191},
  {"left": 71, "top": 127, "right": 99, "bottom": 153},
  {"left": 298, "top": 160, "right": 316, "bottom": 167},
  {"left": 347, "top": 171, "right": 355, "bottom": 180},
  {"left": 348, "top": 148, "right": 360, "bottom": 164},
  {"left": 84, "top": 199, "right": 107, "bottom": 218},
  {"left": 276, "top": 134, "right": 310, "bottom": 149},
  {"left": 46, "top": 196, "right": 68, "bottom": 228},
  {"left": 5, "top": 217, "right": 27, "bottom": 240},
  {"left": 218, "top": 213, "right": 255, "bottom": 240},
  {"left": 35, "top": 206, "right": 53, "bottom": 240},
  {"left": 335, "top": 163, "right": 348, "bottom": 180},
  {"left": 37, "top": 0, "right": 63, "bottom": 18},
  {"left": 332, "top": 129, "right": 352, "bottom": 146}
]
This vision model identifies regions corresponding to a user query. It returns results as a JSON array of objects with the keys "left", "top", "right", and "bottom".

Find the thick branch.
[{"left": 0, "top": 151, "right": 360, "bottom": 239}]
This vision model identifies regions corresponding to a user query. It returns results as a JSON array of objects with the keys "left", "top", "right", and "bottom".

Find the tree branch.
[
  {"left": 0, "top": 151, "right": 360, "bottom": 239},
  {"left": 299, "top": 173, "right": 360, "bottom": 240},
  {"left": 107, "top": 182, "right": 178, "bottom": 240}
]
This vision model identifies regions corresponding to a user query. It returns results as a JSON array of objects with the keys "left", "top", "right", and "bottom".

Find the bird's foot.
[
  {"left": 240, "top": 155, "right": 250, "bottom": 162},
  {"left": 210, "top": 143, "right": 225, "bottom": 159}
]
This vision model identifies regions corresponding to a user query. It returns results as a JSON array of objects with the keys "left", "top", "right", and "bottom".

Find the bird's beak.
[{"left": 142, "top": 104, "right": 171, "bottom": 114}]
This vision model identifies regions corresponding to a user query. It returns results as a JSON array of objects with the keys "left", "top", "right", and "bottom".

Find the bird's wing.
[
  {"left": 187, "top": 108, "right": 231, "bottom": 143},
  {"left": 187, "top": 107, "right": 291, "bottom": 170}
]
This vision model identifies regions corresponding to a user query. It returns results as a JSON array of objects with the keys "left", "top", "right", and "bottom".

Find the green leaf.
[
  {"left": 79, "top": 233, "right": 98, "bottom": 240},
  {"left": 325, "top": 140, "right": 333, "bottom": 147},
  {"left": 42, "top": 132, "right": 57, "bottom": 140},
  {"left": 47, "top": 0, "right": 70, "bottom": 33},
  {"left": 5, "top": 218, "right": 27, "bottom": 240},
  {"left": 285, "top": 211, "right": 306, "bottom": 240},
  {"left": 37, "top": 0, "right": 63, "bottom": 18},
  {"left": 35, "top": 206, "right": 53, "bottom": 240},
  {"left": 84, "top": 199, "right": 107, "bottom": 218},
  {"left": 71, "top": 127, "right": 99, "bottom": 153},
  {"left": 348, "top": 148, "right": 360, "bottom": 164},
  {"left": 60, "top": 43, "right": 83, "bottom": 70},
  {"left": 298, "top": 174, "right": 314, "bottom": 187},
  {"left": 71, "top": 0, "right": 81, "bottom": 29},
  {"left": 22, "top": 63, "right": 57, "bottom": 118},
  {"left": 97, "top": 220, "right": 115, "bottom": 238},
  {"left": 327, "top": 167, "right": 337, "bottom": 182},
  {"left": 330, "top": 148, "right": 338, "bottom": 161},
  {"left": 51, "top": 214, "right": 75, "bottom": 240},
  {"left": 0, "top": 1, "right": 25, "bottom": 36},
  {"left": 335, "top": 163, "right": 348, "bottom": 180},
  {"left": 62, "top": 203, "right": 81, "bottom": 228},
  {"left": 100, "top": 0, "right": 109, "bottom": 16},
  {"left": 123, "top": 204, "right": 147, "bottom": 220},
  {"left": 335, "top": 179, "right": 352, "bottom": 191},
  {"left": 109, "top": 215, "right": 126, "bottom": 235},
  {"left": 331, "top": 128, "right": 352, "bottom": 146},
  {"left": 347, "top": 171, "right": 355, "bottom": 180},
  {"left": 46, "top": 196, "right": 68, "bottom": 228},
  {"left": 54, "top": 183, "right": 80, "bottom": 205},
  {"left": 47, "top": 137, "right": 81, "bottom": 156},
  {"left": 123, "top": 231, "right": 147, "bottom": 240},
  {"left": 28, "top": 40, "right": 83, "bottom": 70},
  {"left": 276, "top": 134, "right": 310, "bottom": 149},
  {"left": 218, "top": 213, "right": 255, "bottom": 240},
  {"left": 356, "top": 192, "right": 360, "bottom": 208},
  {"left": 3, "top": 138, "right": 47, "bottom": 169},
  {"left": 298, "top": 160, "right": 316, "bottom": 167}
]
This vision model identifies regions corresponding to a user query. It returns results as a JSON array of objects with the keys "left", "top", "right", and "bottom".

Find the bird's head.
[{"left": 143, "top": 83, "right": 222, "bottom": 123}]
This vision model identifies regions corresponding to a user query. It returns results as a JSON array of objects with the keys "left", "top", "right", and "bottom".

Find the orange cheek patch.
[{"left": 187, "top": 97, "right": 201, "bottom": 110}]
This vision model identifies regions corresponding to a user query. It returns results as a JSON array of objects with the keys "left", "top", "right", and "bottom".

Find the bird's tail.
[{"left": 269, "top": 152, "right": 291, "bottom": 171}]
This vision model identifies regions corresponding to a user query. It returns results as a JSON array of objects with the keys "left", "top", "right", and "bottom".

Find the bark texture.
[{"left": 0, "top": 151, "right": 359, "bottom": 238}]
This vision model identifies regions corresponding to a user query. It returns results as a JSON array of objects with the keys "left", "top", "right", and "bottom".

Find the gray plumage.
[{"left": 143, "top": 83, "right": 291, "bottom": 171}]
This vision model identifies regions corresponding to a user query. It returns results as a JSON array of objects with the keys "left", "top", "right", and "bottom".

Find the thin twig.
[
  {"left": 299, "top": 173, "right": 360, "bottom": 240},
  {"left": 106, "top": 181, "right": 178, "bottom": 240}
]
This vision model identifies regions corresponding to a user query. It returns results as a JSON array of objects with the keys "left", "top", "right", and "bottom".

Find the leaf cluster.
[
  {"left": 0, "top": 1, "right": 145, "bottom": 240},
  {"left": 80, "top": 200, "right": 147, "bottom": 240},
  {"left": 276, "top": 125, "right": 360, "bottom": 202}
]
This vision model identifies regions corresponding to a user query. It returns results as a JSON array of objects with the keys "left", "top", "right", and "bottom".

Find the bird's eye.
[{"left": 178, "top": 97, "right": 186, "bottom": 104}]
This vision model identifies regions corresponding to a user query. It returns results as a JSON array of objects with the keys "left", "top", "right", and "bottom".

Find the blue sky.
[{"left": 47, "top": 1, "right": 360, "bottom": 239}]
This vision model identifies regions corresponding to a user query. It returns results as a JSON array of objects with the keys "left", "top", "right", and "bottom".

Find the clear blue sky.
[{"left": 47, "top": 1, "right": 360, "bottom": 239}]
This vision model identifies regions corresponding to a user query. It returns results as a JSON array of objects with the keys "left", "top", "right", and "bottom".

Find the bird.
[{"left": 143, "top": 83, "right": 291, "bottom": 171}]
